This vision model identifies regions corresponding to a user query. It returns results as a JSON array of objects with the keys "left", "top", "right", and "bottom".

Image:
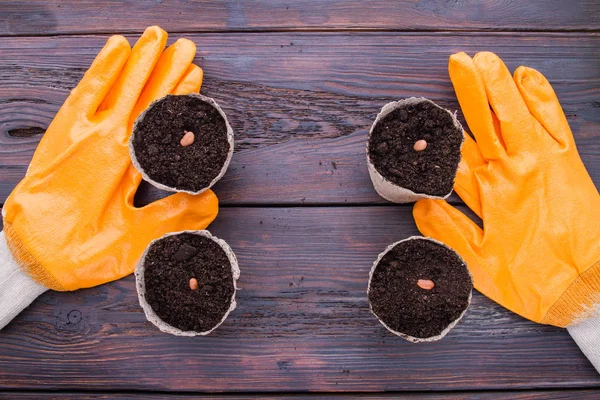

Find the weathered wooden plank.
[
  {"left": 3, "top": 389, "right": 600, "bottom": 399},
  {"left": 0, "top": 33, "right": 598, "bottom": 205},
  {"left": 0, "top": 1, "right": 598, "bottom": 36},
  {"left": 0, "top": 207, "right": 598, "bottom": 392}
]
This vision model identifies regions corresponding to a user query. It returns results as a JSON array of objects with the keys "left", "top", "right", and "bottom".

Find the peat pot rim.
[
  {"left": 130, "top": 93, "right": 234, "bottom": 195},
  {"left": 366, "top": 97, "right": 464, "bottom": 203},
  {"left": 367, "top": 235, "right": 472, "bottom": 343},
  {"left": 135, "top": 229, "right": 240, "bottom": 337}
]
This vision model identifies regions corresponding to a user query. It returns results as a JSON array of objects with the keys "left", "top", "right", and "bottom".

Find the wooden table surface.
[{"left": 0, "top": 1, "right": 599, "bottom": 398}]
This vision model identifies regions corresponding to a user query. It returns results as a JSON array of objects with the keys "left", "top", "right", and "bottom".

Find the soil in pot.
[
  {"left": 368, "top": 238, "right": 472, "bottom": 339},
  {"left": 368, "top": 100, "right": 462, "bottom": 197},
  {"left": 143, "top": 232, "right": 235, "bottom": 333},
  {"left": 132, "top": 95, "right": 230, "bottom": 192}
]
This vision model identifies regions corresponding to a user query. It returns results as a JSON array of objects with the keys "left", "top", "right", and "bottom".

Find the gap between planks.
[{"left": 1, "top": 27, "right": 600, "bottom": 39}]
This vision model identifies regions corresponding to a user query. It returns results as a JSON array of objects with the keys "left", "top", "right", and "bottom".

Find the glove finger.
[
  {"left": 26, "top": 36, "right": 131, "bottom": 170},
  {"left": 134, "top": 189, "right": 219, "bottom": 236},
  {"left": 172, "top": 64, "right": 204, "bottom": 95},
  {"left": 472, "top": 52, "right": 543, "bottom": 154},
  {"left": 513, "top": 66, "right": 574, "bottom": 149},
  {"left": 413, "top": 199, "right": 501, "bottom": 301},
  {"left": 99, "top": 26, "right": 167, "bottom": 117},
  {"left": 454, "top": 133, "right": 484, "bottom": 218},
  {"left": 449, "top": 52, "right": 505, "bottom": 160},
  {"left": 69, "top": 35, "right": 131, "bottom": 118},
  {"left": 131, "top": 38, "right": 197, "bottom": 122}
]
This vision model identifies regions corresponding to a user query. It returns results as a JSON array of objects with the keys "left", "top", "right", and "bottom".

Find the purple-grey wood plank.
[
  {"left": 0, "top": 1, "right": 599, "bottom": 36},
  {"left": 3, "top": 389, "right": 600, "bottom": 399},
  {"left": 0, "top": 32, "right": 598, "bottom": 205},
  {"left": 0, "top": 207, "right": 598, "bottom": 392}
]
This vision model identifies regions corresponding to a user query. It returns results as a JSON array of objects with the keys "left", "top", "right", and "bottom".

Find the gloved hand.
[
  {"left": 413, "top": 52, "right": 600, "bottom": 372},
  {"left": 0, "top": 26, "right": 219, "bottom": 330}
]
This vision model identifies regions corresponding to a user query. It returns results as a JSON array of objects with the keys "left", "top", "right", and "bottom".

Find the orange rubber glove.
[
  {"left": 0, "top": 26, "right": 218, "bottom": 330},
  {"left": 413, "top": 52, "right": 600, "bottom": 372}
]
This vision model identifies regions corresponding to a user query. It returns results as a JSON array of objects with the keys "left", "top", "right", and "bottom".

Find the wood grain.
[
  {"left": 0, "top": 33, "right": 598, "bottom": 205},
  {"left": 3, "top": 390, "right": 600, "bottom": 399},
  {"left": 1, "top": 5, "right": 599, "bottom": 394},
  {"left": 0, "top": 207, "right": 598, "bottom": 392},
  {"left": 0, "top": 1, "right": 599, "bottom": 36}
]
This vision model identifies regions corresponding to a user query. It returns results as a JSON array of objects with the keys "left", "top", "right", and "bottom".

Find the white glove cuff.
[
  {"left": 567, "top": 309, "right": 600, "bottom": 374},
  {"left": 0, "top": 230, "right": 48, "bottom": 330}
]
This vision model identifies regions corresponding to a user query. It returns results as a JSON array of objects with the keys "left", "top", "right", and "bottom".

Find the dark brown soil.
[
  {"left": 368, "top": 238, "right": 472, "bottom": 339},
  {"left": 132, "top": 95, "right": 230, "bottom": 192},
  {"left": 143, "top": 233, "right": 235, "bottom": 333},
  {"left": 368, "top": 100, "right": 462, "bottom": 196}
]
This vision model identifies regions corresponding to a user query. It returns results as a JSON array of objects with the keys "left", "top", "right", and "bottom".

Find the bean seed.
[
  {"left": 417, "top": 279, "right": 435, "bottom": 290},
  {"left": 180, "top": 130, "right": 195, "bottom": 147},
  {"left": 413, "top": 139, "right": 427, "bottom": 151}
]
